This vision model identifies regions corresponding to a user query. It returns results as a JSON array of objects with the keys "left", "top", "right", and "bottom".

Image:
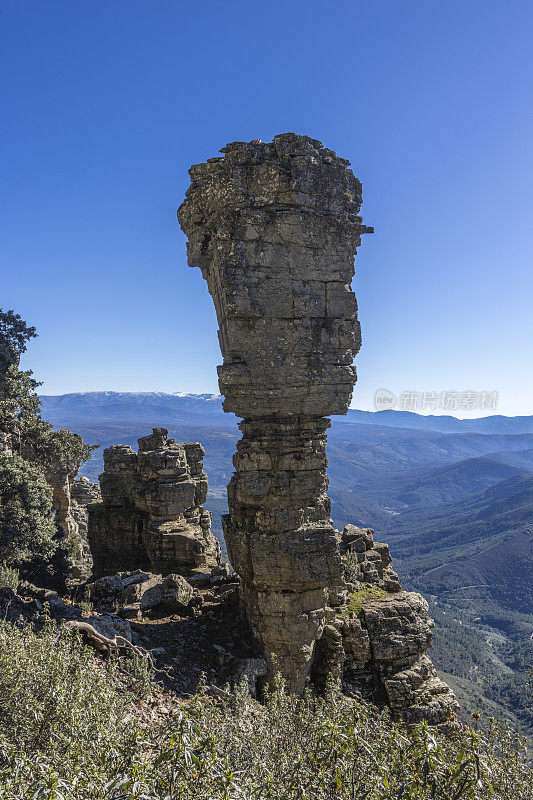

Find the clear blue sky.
[{"left": 2, "top": 0, "right": 532, "bottom": 416}]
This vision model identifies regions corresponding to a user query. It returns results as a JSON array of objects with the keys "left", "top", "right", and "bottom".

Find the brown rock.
[
  {"left": 162, "top": 573, "right": 194, "bottom": 611},
  {"left": 179, "top": 134, "right": 371, "bottom": 692},
  {"left": 88, "top": 428, "right": 218, "bottom": 577},
  {"left": 178, "top": 133, "right": 457, "bottom": 722}
]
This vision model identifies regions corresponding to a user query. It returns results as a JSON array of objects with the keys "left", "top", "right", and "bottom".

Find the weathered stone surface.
[
  {"left": 36, "top": 469, "right": 101, "bottom": 584},
  {"left": 228, "top": 656, "right": 268, "bottom": 696},
  {"left": 12, "top": 581, "right": 132, "bottom": 641},
  {"left": 87, "top": 505, "right": 151, "bottom": 576},
  {"left": 88, "top": 428, "right": 218, "bottom": 577},
  {"left": 333, "top": 557, "right": 458, "bottom": 722},
  {"left": 178, "top": 133, "right": 456, "bottom": 720},
  {"left": 179, "top": 134, "right": 371, "bottom": 419},
  {"left": 340, "top": 525, "right": 402, "bottom": 592},
  {"left": 122, "top": 574, "right": 165, "bottom": 609},
  {"left": 86, "top": 569, "right": 194, "bottom": 619},
  {"left": 89, "top": 573, "right": 130, "bottom": 602},
  {"left": 178, "top": 134, "right": 371, "bottom": 691},
  {"left": 311, "top": 623, "right": 345, "bottom": 694},
  {"left": 162, "top": 574, "right": 194, "bottom": 611},
  {"left": 68, "top": 477, "right": 101, "bottom": 578}
]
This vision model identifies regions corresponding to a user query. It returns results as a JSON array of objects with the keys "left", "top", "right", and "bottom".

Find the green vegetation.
[
  {"left": 341, "top": 584, "right": 388, "bottom": 615},
  {"left": 0, "top": 453, "right": 56, "bottom": 564},
  {"left": 428, "top": 600, "right": 533, "bottom": 740},
  {"left": 0, "top": 358, "right": 96, "bottom": 476},
  {"left": 0, "top": 562, "right": 19, "bottom": 591},
  {"left": 0, "top": 309, "right": 97, "bottom": 566},
  {"left": 0, "top": 308, "right": 97, "bottom": 475},
  {"left": 0, "top": 616, "right": 531, "bottom": 799}
]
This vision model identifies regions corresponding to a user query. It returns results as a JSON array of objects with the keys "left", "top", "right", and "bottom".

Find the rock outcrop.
[
  {"left": 83, "top": 569, "right": 195, "bottom": 619},
  {"left": 88, "top": 428, "right": 218, "bottom": 578},
  {"left": 178, "top": 133, "right": 371, "bottom": 692},
  {"left": 178, "top": 133, "right": 457, "bottom": 722},
  {"left": 36, "top": 471, "right": 100, "bottom": 583},
  {"left": 70, "top": 477, "right": 101, "bottom": 577},
  {"left": 329, "top": 526, "right": 457, "bottom": 722}
]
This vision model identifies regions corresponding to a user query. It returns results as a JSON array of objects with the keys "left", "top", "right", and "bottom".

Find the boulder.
[
  {"left": 121, "top": 574, "right": 165, "bottom": 611},
  {"left": 162, "top": 574, "right": 194, "bottom": 611},
  {"left": 229, "top": 657, "right": 267, "bottom": 697}
]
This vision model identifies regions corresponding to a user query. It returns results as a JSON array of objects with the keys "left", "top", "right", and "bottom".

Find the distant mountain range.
[
  {"left": 40, "top": 391, "right": 533, "bottom": 735},
  {"left": 41, "top": 391, "right": 533, "bottom": 433}
]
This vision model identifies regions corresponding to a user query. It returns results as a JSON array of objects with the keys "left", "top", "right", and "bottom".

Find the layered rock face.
[
  {"left": 178, "top": 133, "right": 372, "bottom": 691},
  {"left": 328, "top": 526, "right": 457, "bottom": 722},
  {"left": 178, "top": 133, "right": 457, "bottom": 721},
  {"left": 88, "top": 428, "right": 218, "bottom": 578},
  {"left": 69, "top": 477, "right": 102, "bottom": 578},
  {"left": 45, "top": 463, "right": 81, "bottom": 543}
]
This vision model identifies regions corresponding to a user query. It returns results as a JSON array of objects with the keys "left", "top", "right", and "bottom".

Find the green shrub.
[
  {"left": 340, "top": 584, "right": 388, "bottom": 615},
  {"left": 0, "top": 453, "right": 56, "bottom": 564},
  {"left": 0, "top": 616, "right": 531, "bottom": 799},
  {"left": 0, "top": 562, "right": 18, "bottom": 591}
]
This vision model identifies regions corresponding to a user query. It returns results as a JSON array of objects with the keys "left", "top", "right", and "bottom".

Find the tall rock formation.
[
  {"left": 178, "top": 133, "right": 372, "bottom": 691},
  {"left": 88, "top": 428, "right": 218, "bottom": 578},
  {"left": 178, "top": 133, "right": 458, "bottom": 721},
  {"left": 329, "top": 526, "right": 457, "bottom": 723},
  {"left": 70, "top": 477, "right": 102, "bottom": 578},
  {"left": 43, "top": 463, "right": 97, "bottom": 582}
]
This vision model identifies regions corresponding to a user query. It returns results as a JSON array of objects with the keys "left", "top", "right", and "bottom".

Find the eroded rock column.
[
  {"left": 178, "top": 134, "right": 372, "bottom": 691},
  {"left": 88, "top": 428, "right": 218, "bottom": 577}
]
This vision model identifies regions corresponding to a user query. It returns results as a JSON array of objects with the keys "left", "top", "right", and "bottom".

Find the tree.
[
  {"left": 0, "top": 308, "right": 97, "bottom": 471},
  {"left": 0, "top": 309, "right": 36, "bottom": 372},
  {"left": 0, "top": 454, "right": 56, "bottom": 564},
  {"left": 0, "top": 309, "right": 97, "bottom": 566}
]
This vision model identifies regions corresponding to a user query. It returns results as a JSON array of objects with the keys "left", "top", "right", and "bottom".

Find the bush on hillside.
[
  {"left": 0, "top": 615, "right": 530, "bottom": 799},
  {"left": 0, "top": 563, "right": 19, "bottom": 591},
  {"left": 0, "top": 454, "right": 56, "bottom": 564}
]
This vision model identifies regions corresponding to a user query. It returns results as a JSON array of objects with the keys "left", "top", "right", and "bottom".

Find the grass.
[{"left": 340, "top": 584, "right": 388, "bottom": 615}]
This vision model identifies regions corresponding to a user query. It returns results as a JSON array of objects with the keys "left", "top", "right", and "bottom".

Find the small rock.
[
  {"left": 343, "top": 525, "right": 374, "bottom": 551},
  {"left": 162, "top": 574, "right": 194, "bottom": 612}
]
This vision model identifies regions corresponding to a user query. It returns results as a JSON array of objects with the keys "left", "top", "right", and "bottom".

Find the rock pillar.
[
  {"left": 88, "top": 429, "right": 218, "bottom": 578},
  {"left": 178, "top": 134, "right": 372, "bottom": 691}
]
